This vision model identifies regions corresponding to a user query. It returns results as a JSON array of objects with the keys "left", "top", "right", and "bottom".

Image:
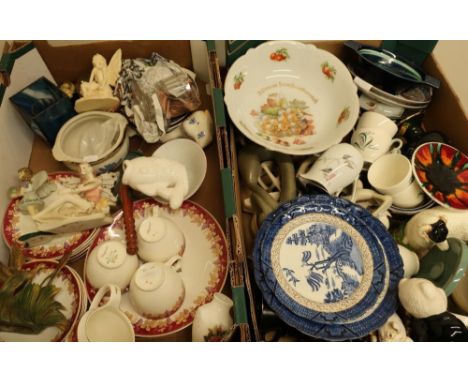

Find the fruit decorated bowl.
[{"left": 224, "top": 41, "right": 359, "bottom": 155}]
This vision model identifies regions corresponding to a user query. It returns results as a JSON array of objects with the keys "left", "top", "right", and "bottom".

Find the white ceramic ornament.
[
  {"left": 182, "top": 110, "right": 214, "bottom": 148},
  {"left": 398, "top": 278, "right": 447, "bottom": 319},
  {"left": 192, "top": 293, "right": 233, "bottom": 342},
  {"left": 403, "top": 207, "right": 468, "bottom": 254},
  {"left": 378, "top": 313, "right": 412, "bottom": 342},
  {"left": 122, "top": 156, "right": 189, "bottom": 209},
  {"left": 398, "top": 245, "right": 420, "bottom": 278}
]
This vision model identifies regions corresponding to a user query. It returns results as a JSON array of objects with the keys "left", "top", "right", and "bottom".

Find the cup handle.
[
  {"left": 89, "top": 284, "right": 121, "bottom": 311},
  {"left": 297, "top": 157, "right": 315, "bottom": 179},
  {"left": 390, "top": 138, "right": 403, "bottom": 154},
  {"left": 165, "top": 255, "right": 183, "bottom": 272}
]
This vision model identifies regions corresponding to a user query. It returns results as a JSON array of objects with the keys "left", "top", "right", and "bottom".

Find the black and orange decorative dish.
[{"left": 412, "top": 142, "right": 468, "bottom": 210}]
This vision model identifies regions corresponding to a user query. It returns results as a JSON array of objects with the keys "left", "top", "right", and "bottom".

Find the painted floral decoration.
[
  {"left": 413, "top": 142, "right": 468, "bottom": 209},
  {"left": 204, "top": 325, "right": 229, "bottom": 341},
  {"left": 233, "top": 72, "right": 245, "bottom": 90},
  {"left": 270, "top": 48, "right": 289, "bottom": 62},
  {"left": 251, "top": 95, "right": 315, "bottom": 139},
  {"left": 321, "top": 61, "right": 337, "bottom": 81},
  {"left": 337, "top": 107, "right": 350, "bottom": 125}
]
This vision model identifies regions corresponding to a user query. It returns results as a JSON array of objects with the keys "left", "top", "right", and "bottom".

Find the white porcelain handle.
[
  {"left": 390, "top": 138, "right": 403, "bottom": 153},
  {"left": 297, "top": 157, "right": 315, "bottom": 179},
  {"left": 89, "top": 284, "right": 121, "bottom": 311},
  {"left": 164, "top": 255, "right": 182, "bottom": 272}
]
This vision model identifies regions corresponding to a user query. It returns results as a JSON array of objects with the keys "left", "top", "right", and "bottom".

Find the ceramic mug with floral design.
[
  {"left": 298, "top": 143, "right": 364, "bottom": 195},
  {"left": 351, "top": 111, "right": 403, "bottom": 163},
  {"left": 129, "top": 256, "right": 185, "bottom": 319}
]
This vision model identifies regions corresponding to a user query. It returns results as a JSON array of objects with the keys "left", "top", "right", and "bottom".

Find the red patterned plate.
[
  {"left": 0, "top": 260, "right": 81, "bottom": 342},
  {"left": 412, "top": 142, "right": 468, "bottom": 210},
  {"left": 84, "top": 199, "right": 229, "bottom": 337},
  {"left": 2, "top": 172, "right": 96, "bottom": 260}
]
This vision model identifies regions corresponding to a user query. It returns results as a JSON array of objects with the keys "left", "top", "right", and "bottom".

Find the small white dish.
[
  {"left": 85, "top": 240, "right": 139, "bottom": 290},
  {"left": 152, "top": 138, "right": 207, "bottom": 200}
]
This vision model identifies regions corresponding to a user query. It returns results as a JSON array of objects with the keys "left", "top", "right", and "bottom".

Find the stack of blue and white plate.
[{"left": 253, "top": 194, "right": 404, "bottom": 341}]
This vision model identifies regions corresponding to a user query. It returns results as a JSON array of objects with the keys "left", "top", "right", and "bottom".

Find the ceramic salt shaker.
[{"left": 192, "top": 293, "right": 233, "bottom": 342}]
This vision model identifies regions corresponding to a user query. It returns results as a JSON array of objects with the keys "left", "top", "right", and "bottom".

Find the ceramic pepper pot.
[{"left": 192, "top": 293, "right": 233, "bottom": 342}]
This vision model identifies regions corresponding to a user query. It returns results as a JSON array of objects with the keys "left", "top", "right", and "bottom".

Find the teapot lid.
[
  {"left": 96, "top": 241, "right": 127, "bottom": 269},
  {"left": 134, "top": 262, "right": 165, "bottom": 291}
]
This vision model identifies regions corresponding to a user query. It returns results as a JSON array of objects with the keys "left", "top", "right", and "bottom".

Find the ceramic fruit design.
[
  {"left": 233, "top": 72, "right": 245, "bottom": 90},
  {"left": 270, "top": 48, "right": 289, "bottom": 62},
  {"left": 251, "top": 95, "right": 315, "bottom": 140},
  {"left": 321, "top": 62, "right": 337, "bottom": 81},
  {"left": 413, "top": 142, "right": 468, "bottom": 209},
  {"left": 285, "top": 223, "right": 364, "bottom": 304},
  {"left": 337, "top": 107, "right": 350, "bottom": 125}
]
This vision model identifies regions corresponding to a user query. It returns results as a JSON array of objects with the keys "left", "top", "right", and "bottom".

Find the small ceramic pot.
[
  {"left": 137, "top": 215, "right": 185, "bottom": 263},
  {"left": 351, "top": 111, "right": 403, "bottom": 163},
  {"left": 77, "top": 284, "right": 135, "bottom": 342},
  {"left": 368, "top": 153, "right": 424, "bottom": 208},
  {"left": 129, "top": 258, "right": 185, "bottom": 319},
  {"left": 298, "top": 143, "right": 363, "bottom": 195},
  {"left": 85, "top": 240, "right": 139, "bottom": 290},
  {"left": 192, "top": 293, "right": 233, "bottom": 342}
]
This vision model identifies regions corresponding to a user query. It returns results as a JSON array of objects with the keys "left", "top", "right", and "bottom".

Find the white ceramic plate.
[
  {"left": 84, "top": 199, "right": 229, "bottom": 337},
  {"left": 224, "top": 41, "right": 359, "bottom": 155}
]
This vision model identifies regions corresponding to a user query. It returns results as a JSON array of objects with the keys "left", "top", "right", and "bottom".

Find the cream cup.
[
  {"left": 77, "top": 284, "right": 135, "bottom": 342},
  {"left": 368, "top": 153, "right": 424, "bottom": 208},
  {"left": 137, "top": 215, "right": 185, "bottom": 263},
  {"left": 129, "top": 256, "right": 185, "bottom": 319}
]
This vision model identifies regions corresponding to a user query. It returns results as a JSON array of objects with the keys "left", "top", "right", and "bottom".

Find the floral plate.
[
  {"left": 255, "top": 195, "right": 387, "bottom": 324},
  {"left": 254, "top": 195, "right": 402, "bottom": 340},
  {"left": 84, "top": 199, "right": 228, "bottom": 337},
  {"left": 412, "top": 142, "right": 468, "bottom": 210},
  {"left": 2, "top": 172, "right": 97, "bottom": 260},
  {"left": 224, "top": 41, "right": 359, "bottom": 155},
  {"left": 0, "top": 261, "right": 82, "bottom": 342}
]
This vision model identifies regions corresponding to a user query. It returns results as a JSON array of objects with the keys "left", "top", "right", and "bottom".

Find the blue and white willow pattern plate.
[{"left": 253, "top": 195, "right": 403, "bottom": 340}]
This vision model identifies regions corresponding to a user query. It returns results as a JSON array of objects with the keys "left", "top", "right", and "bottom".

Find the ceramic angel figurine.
[
  {"left": 122, "top": 156, "right": 189, "bottom": 210},
  {"left": 75, "top": 49, "right": 122, "bottom": 113},
  {"left": 378, "top": 313, "right": 412, "bottom": 342}
]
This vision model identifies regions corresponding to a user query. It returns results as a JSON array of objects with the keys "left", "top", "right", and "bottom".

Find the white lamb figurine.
[
  {"left": 122, "top": 156, "right": 189, "bottom": 209},
  {"left": 402, "top": 206, "right": 468, "bottom": 255}
]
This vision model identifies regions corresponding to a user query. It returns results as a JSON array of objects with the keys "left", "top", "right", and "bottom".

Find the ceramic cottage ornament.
[
  {"left": 122, "top": 156, "right": 189, "bottom": 209},
  {"left": 182, "top": 110, "right": 214, "bottom": 148},
  {"left": 399, "top": 278, "right": 468, "bottom": 341},
  {"left": 75, "top": 49, "right": 122, "bottom": 113},
  {"left": 402, "top": 206, "right": 468, "bottom": 254}
]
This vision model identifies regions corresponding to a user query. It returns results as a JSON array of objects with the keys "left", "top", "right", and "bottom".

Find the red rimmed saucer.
[
  {"left": 84, "top": 198, "right": 229, "bottom": 338},
  {"left": 0, "top": 260, "right": 82, "bottom": 342},
  {"left": 2, "top": 172, "right": 97, "bottom": 260},
  {"left": 412, "top": 142, "right": 468, "bottom": 210}
]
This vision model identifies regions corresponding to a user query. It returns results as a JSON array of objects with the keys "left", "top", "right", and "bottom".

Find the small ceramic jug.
[
  {"left": 129, "top": 257, "right": 185, "bottom": 319},
  {"left": 298, "top": 143, "right": 363, "bottom": 196},
  {"left": 85, "top": 240, "right": 139, "bottom": 290},
  {"left": 77, "top": 284, "right": 135, "bottom": 342},
  {"left": 192, "top": 293, "right": 233, "bottom": 342}
]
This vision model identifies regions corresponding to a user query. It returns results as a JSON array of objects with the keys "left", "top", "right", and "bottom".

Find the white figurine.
[
  {"left": 75, "top": 49, "right": 122, "bottom": 113},
  {"left": 122, "top": 156, "right": 189, "bottom": 210},
  {"left": 402, "top": 206, "right": 468, "bottom": 255},
  {"left": 378, "top": 313, "right": 412, "bottom": 342},
  {"left": 182, "top": 110, "right": 214, "bottom": 148},
  {"left": 398, "top": 245, "right": 420, "bottom": 278}
]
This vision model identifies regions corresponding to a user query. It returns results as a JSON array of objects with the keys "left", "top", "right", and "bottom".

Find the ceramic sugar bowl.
[
  {"left": 85, "top": 240, "right": 139, "bottom": 290},
  {"left": 137, "top": 213, "right": 185, "bottom": 263},
  {"left": 129, "top": 259, "right": 185, "bottom": 319},
  {"left": 192, "top": 293, "right": 233, "bottom": 342}
]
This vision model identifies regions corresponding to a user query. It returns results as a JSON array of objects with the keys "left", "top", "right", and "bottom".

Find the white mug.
[
  {"left": 351, "top": 111, "right": 403, "bottom": 163},
  {"left": 77, "top": 284, "right": 135, "bottom": 342},
  {"left": 367, "top": 153, "right": 424, "bottom": 208},
  {"left": 298, "top": 143, "right": 363, "bottom": 195},
  {"left": 129, "top": 256, "right": 185, "bottom": 319},
  {"left": 137, "top": 215, "right": 185, "bottom": 263}
]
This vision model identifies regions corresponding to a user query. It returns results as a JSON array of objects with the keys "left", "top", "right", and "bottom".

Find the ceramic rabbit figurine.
[
  {"left": 122, "top": 156, "right": 189, "bottom": 209},
  {"left": 402, "top": 207, "right": 468, "bottom": 254}
]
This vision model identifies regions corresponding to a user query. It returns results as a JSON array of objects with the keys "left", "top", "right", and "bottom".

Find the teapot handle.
[{"left": 89, "top": 284, "right": 122, "bottom": 311}]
